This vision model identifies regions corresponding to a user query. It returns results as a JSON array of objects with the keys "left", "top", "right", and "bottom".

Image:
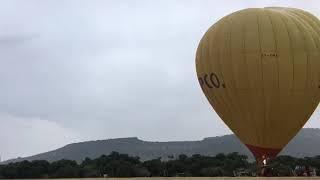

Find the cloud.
[
  {"left": 0, "top": 34, "right": 39, "bottom": 45},
  {"left": 0, "top": 113, "right": 81, "bottom": 160}
]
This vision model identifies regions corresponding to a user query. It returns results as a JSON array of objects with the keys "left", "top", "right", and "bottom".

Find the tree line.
[{"left": 1, "top": 152, "right": 320, "bottom": 178}]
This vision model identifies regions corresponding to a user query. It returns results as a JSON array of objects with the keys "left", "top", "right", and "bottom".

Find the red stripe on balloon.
[{"left": 245, "top": 144, "right": 281, "bottom": 161}]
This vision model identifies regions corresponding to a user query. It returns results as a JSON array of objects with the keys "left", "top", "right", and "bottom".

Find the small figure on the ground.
[{"left": 260, "top": 154, "right": 272, "bottom": 176}]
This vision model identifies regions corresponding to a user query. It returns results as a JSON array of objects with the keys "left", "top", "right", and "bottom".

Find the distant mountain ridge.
[{"left": 4, "top": 128, "right": 320, "bottom": 164}]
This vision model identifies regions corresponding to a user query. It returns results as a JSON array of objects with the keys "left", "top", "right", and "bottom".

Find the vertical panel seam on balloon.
[
  {"left": 228, "top": 16, "right": 246, "bottom": 137},
  {"left": 224, "top": 16, "right": 243, "bottom": 135},
  {"left": 257, "top": 10, "right": 266, "bottom": 147},
  {"left": 293, "top": 10, "right": 320, "bottom": 49},
  {"left": 277, "top": 12, "right": 296, "bottom": 138},
  {"left": 198, "top": 42, "right": 219, "bottom": 114},
  {"left": 266, "top": 10, "right": 280, "bottom": 90},
  {"left": 285, "top": 10, "right": 314, "bottom": 130},
  {"left": 278, "top": 10, "right": 299, "bottom": 138},
  {"left": 265, "top": 10, "right": 280, "bottom": 145},
  {"left": 295, "top": 11, "right": 320, "bottom": 88},
  {"left": 290, "top": 10, "right": 320, "bottom": 88},
  {"left": 286, "top": 11, "right": 309, "bottom": 91},
  {"left": 196, "top": 43, "right": 208, "bottom": 101},
  {"left": 196, "top": 42, "right": 211, "bottom": 104},
  {"left": 209, "top": 23, "right": 233, "bottom": 123},
  {"left": 241, "top": 10, "right": 253, "bottom": 143},
  {"left": 203, "top": 27, "right": 226, "bottom": 124},
  {"left": 261, "top": 9, "right": 274, "bottom": 147},
  {"left": 278, "top": 13, "right": 294, "bottom": 93},
  {"left": 216, "top": 17, "right": 236, "bottom": 126},
  {"left": 293, "top": 10, "right": 320, "bottom": 50},
  {"left": 297, "top": 11, "right": 320, "bottom": 87},
  {"left": 199, "top": 42, "right": 215, "bottom": 106}
]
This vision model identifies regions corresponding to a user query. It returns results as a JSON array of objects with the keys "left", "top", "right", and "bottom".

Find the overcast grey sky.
[{"left": 1, "top": 0, "right": 320, "bottom": 160}]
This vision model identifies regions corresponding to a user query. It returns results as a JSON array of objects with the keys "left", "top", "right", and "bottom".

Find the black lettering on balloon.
[
  {"left": 199, "top": 72, "right": 226, "bottom": 89},
  {"left": 198, "top": 77, "right": 204, "bottom": 88},
  {"left": 204, "top": 74, "right": 213, "bottom": 88},
  {"left": 210, "top": 73, "right": 220, "bottom": 88}
]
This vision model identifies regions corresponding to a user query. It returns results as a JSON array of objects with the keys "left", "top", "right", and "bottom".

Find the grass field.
[{"left": 35, "top": 177, "right": 320, "bottom": 180}]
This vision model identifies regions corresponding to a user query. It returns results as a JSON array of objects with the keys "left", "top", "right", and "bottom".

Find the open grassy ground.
[
  {"left": 23, "top": 177, "right": 320, "bottom": 180},
  {"left": 114, "top": 178, "right": 318, "bottom": 180},
  {"left": 101, "top": 178, "right": 320, "bottom": 180}
]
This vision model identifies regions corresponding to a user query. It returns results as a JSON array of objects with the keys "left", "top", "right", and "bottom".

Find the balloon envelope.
[{"left": 196, "top": 7, "right": 320, "bottom": 161}]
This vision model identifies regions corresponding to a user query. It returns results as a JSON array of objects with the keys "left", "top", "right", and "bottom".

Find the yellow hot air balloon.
[{"left": 196, "top": 7, "right": 320, "bottom": 162}]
